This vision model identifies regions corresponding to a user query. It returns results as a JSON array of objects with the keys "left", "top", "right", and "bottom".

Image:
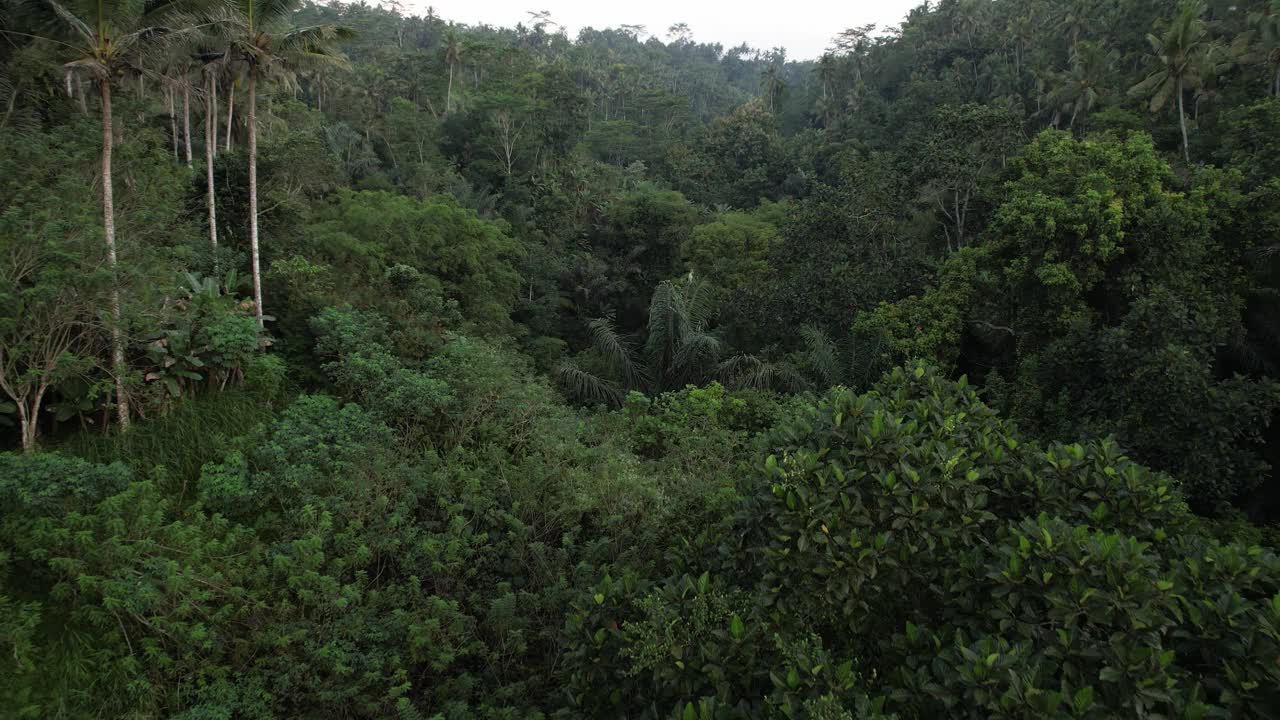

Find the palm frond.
[
  {"left": 679, "top": 277, "right": 717, "bottom": 331},
  {"left": 19, "top": 0, "right": 94, "bottom": 45},
  {"left": 719, "top": 354, "right": 808, "bottom": 393},
  {"left": 277, "top": 24, "right": 356, "bottom": 52},
  {"left": 763, "top": 361, "right": 810, "bottom": 394},
  {"left": 249, "top": 0, "right": 303, "bottom": 26},
  {"left": 1147, "top": 76, "right": 1175, "bottom": 112},
  {"left": 587, "top": 316, "right": 647, "bottom": 389},
  {"left": 645, "top": 280, "right": 683, "bottom": 367},
  {"left": 672, "top": 330, "right": 721, "bottom": 374},
  {"left": 799, "top": 324, "right": 840, "bottom": 387},
  {"left": 0, "top": 70, "right": 41, "bottom": 133},
  {"left": 279, "top": 48, "right": 351, "bottom": 74},
  {"left": 553, "top": 360, "right": 624, "bottom": 407},
  {"left": 1127, "top": 70, "right": 1166, "bottom": 98},
  {"left": 849, "top": 326, "right": 892, "bottom": 385}
]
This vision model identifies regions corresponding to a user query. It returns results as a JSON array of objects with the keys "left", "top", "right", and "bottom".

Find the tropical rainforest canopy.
[{"left": 2, "top": 0, "right": 1280, "bottom": 717}]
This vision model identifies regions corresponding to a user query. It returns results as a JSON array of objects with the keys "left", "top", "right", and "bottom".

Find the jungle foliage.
[{"left": 4, "top": 0, "right": 1280, "bottom": 717}]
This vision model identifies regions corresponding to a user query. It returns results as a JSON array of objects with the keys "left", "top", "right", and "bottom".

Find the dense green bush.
[
  {"left": 302, "top": 189, "right": 524, "bottom": 335},
  {"left": 862, "top": 130, "right": 1280, "bottom": 513},
  {"left": 5, "top": 362, "right": 1280, "bottom": 718},
  {"left": 563, "top": 365, "right": 1280, "bottom": 718}
]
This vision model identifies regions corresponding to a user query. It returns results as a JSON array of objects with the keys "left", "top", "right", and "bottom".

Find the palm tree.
[
  {"left": 815, "top": 53, "right": 835, "bottom": 100},
  {"left": 19, "top": 0, "right": 191, "bottom": 430},
  {"left": 645, "top": 279, "right": 720, "bottom": 391},
  {"left": 1192, "top": 42, "right": 1232, "bottom": 118},
  {"left": 1055, "top": 0, "right": 1096, "bottom": 54},
  {"left": 1048, "top": 41, "right": 1116, "bottom": 128},
  {"left": 554, "top": 279, "right": 722, "bottom": 404},
  {"left": 158, "top": 48, "right": 196, "bottom": 166},
  {"left": 214, "top": 0, "right": 350, "bottom": 328},
  {"left": 759, "top": 65, "right": 784, "bottom": 112},
  {"left": 443, "top": 30, "right": 461, "bottom": 114},
  {"left": 1005, "top": 14, "right": 1035, "bottom": 77},
  {"left": 1129, "top": 2, "right": 1209, "bottom": 163}
]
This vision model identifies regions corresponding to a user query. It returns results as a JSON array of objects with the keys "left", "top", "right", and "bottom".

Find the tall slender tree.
[
  {"left": 214, "top": 0, "right": 350, "bottom": 328},
  {"left": 18, "top": 0, "right": 191, "bottom": 430},
  {"left": 224, "top": 74, "right": 233, "bottom": 150},
  {"left": 444, "top": 30, "right": 460, "bottom": 114},
  {"left": 815, "top": 53, "right": 834, "bottom": 100},
  {"left": 759, "top": 65, "right": 783, "bottom": 112},
  {"left": 190, "top": 47, "right": 224, "bottom": 261},
  {"left": 181, "top": 60, "right": 192, "bottom": 165},
  {"left": 1129, "top": 2, "right": 1209, "bottom": 163}
]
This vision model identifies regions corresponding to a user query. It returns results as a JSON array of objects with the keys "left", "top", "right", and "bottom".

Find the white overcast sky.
[{"left": 407, "top": 1, "right": 925, "bottom": 60}]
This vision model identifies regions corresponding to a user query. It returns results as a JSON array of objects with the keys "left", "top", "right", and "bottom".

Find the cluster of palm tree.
[
  {"left": 812, "top": 1, "right": 1278, "bottom": 163},
  {"left": 9, "top": 0, "right": 349, "bottom": 429},
  {"left": 1038, "top": 1, "right": 1248, "bottom": 161},
  {"left": 555, "top": 279, "right": 888, "bottom": 406},
  {"left": 759, "top": 64, "right": 785, "bottom": 112},
  {"left": 555, "top": 279, "right": 721, "bottom": 405}
]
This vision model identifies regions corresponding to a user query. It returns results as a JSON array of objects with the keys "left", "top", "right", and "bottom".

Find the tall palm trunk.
[
  {"left": 225, "top": 85, "right": 234, "bottom": 151},
  {"left": 211, "top": 75, "right": 218, "bottom": 159},
  {"left": 1176, "top": 76, "right": 1189, "bottom": 163},
  {"left": 182, "top": 81, "right": 192, "bottom": 167},
  {"left": 247, "top": 68, "right": 263, "bottom": 328},
  {"left": 446, "top": 62, "right": 454, "bottom": 114},
  {"left": 205, "top": 69, "right": 218, "bottom": 263},
  {"left": 100, "top": 78, "right": 130, "bottom": 430},
  {"left": 168, "top": 85, "right": 179, "bottom": 160}
]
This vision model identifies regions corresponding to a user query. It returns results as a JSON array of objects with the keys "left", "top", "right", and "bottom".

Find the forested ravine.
[{"left": 2, "top": 0, "right": 1280, "bottom": 717}]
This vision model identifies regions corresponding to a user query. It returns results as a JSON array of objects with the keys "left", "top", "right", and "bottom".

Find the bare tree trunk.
[
  {"left": 1273, "top": 64, "right": 1279, "bottom": 98},
  {"left": 1, "top": 83, "right": 17, "bottom": 129},
  {"left": 168, "top": 85, "right": 179, "bottom": 161},
  {"left": 206, "top": 70, "right": 219, "bottom": 263},
  {"left": 100, "top": 78, "right": 130, "bottom": 431},
  {"left": 211, "top": 76, "right": 218, "bottom": 159},
  {"left": 1177, "top": 77, "right": 1189, "bottom": 163},
  {"left": 247, "top": 69, "right": 264, "bottom": 329},
  {"left": 225, "top": 86, "right": 234, "bottom": 152},
  {"left": 20, "top": 410, "right": 36, "bottom": 452},
  {"left": 182, "top": 81, "right": 193, "bottom": 167},
  {"left": 446, "top": 63, "right": 454, "bottom": 114}
]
